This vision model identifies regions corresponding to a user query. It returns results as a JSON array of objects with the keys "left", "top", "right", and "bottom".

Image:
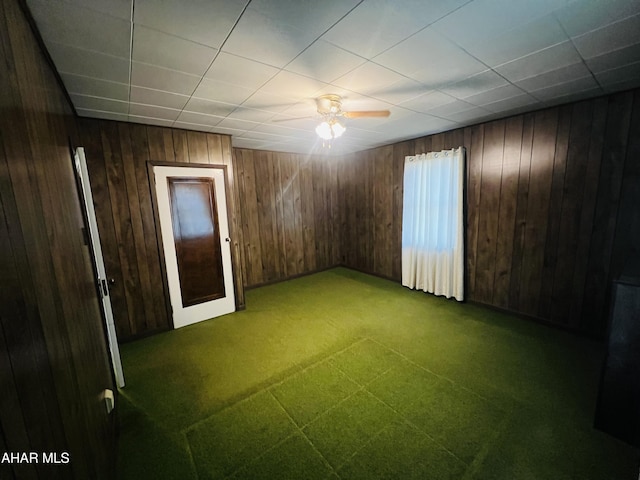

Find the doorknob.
[
  {"left": 108, "top": 278, "right": 115, "bottom": 285},
  {"left": 225, "top": 238, "right": 231, "bottom": 242}
]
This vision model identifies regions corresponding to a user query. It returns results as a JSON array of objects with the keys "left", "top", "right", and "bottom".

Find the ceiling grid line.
[{"left": 26, "top": 0, "right": 640, "bottom": 155}]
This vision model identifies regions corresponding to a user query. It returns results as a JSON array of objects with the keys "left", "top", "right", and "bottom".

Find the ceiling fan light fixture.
[{"left": 315, "top": 119, "right": 345, "bottom": 140}]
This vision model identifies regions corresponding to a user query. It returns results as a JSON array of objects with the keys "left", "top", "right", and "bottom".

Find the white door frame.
[
  {"left": 153, "top": 165, "right": 236, "bottom": 329},
  {"left": 74, "top": 147, "right": 125, "bottom": 388}
]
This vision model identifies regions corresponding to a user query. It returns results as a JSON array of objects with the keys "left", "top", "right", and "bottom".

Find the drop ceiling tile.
[
  {"left": 131, "top": 62, "right": 201, "bottom": 95},
  {"left": 431, "top": 0, "right": 568, "bottom": 49},
  {"left": 554, "top": 0, "right": 640, "bottom": 37},
  {"left": 322, "top": 0, "right": 470, "bottom": 59},
  {"left": 495, "top": 41, "right": 583, "bottom": 83},
  {"left": 222, "top": 8, "right": 317, "bottom": 68},
  {"left": 463, "top": 84, "right": 526, "bottom": 107},
  {"left": 311, "top": 84, "right": 358, "bottom": 101},
  {"left": 458, "top": 14, "right": 569, "bottom": 67},
  {"left": 28, "top": 0, "right": 131, "bottom": 58},
  {"left": 440, "top": 70, "right": 509, "bottom": 99},
  {"left": 404, "top": 90, "right": 458, "bottom": 114},
  {"left": 346, "top": 118, "right": 392, "bottom": 133},
  {"left": 259, "top": 71, "right": 329, "bottom": 100},
  {"left": 61, "top": 74, "right": 129, "bottom": 101},
  {"left": 227, "top": 107, "right": 275, "bottom": 122},
  {"left": 31, "top": 0, "right": 133, "bottom": 21},
  {"left": 585, "top": 43, "right": 640, "bottom": 73},
  {"left": 249, "top": 0, "right": 361, "bottom": 39},
  {"left": 238, "top": 131, "right": 288, "bottom": 143},
  {"left": 515, "top": 63, "right": 593, "bottom": 92},
  {"left": 332, "top": 62, "right": 406, "bottom": 94},
  {"left": 572, "top": 13, "right": 640, "bottom": 59},
  {"left": 134, "top": 0, "right": 248, "bottom": 48},
  {"left": 183, "top": 98, "right": 237, "bottom": 117},
  {"left": 339, "top": 95, "right": 395, "bottom": 114},
  {"left": 371, "top": 77, "right": 428, "bottom": 104},
  {"left": 595, "top": 61, "right": 640, "bottom": 87},
  {"left": 47, "top": 42, "right": 130, "bottom": 84},
  {"left": 172, "top": 121, "right": 215, "bottom": 132},
  {"left": 175, "top": 111, "right": 224, "bottom": 127},
  {"left": 442, "top": 106, "right": 494, "bottom": 123},
  {"left": 541, "top": 87, "right": 604, "bottom": 108},
  {"left": 70, "top": 94, "right": 129, "bottom": 114},
  {"left": 339, "top": 131, "right": 380, "bottom": 143},
  {"left": 424, "top": 99, "right": 478, "bottom": 117},
  {"left": 128, "top": 103, "right": 181, "bottom": 120},
  {"left": 127, "top": 115, "right": 174, "bottom": 127},
  {"left": 130, "top": 86, "right": 189, "bottom": 110},
  {"left": 76, "top": 108, "right": 129, "bottom": 122},
  {"left": 216, "top": 117, "right": 261, "bottom": 131},
  {"left": 132, "top": 25, "right": 217, "bottom": 76},
  {"left": 250, "top": 123, "right": 307, "bottom": 136},
  {"left": 529, "top": 76, "right": 601, "bottom": 101},
  {"left": 382, "top": 114, "right": 456, "bottom": 138},
  {"left": 374, "top": 27, "right": 485, "bottom": 83},
  {"left": 192, "top": 78, "right": 254, "bottom": 105},
  {"left": 601, "top": 77, "right": 640, "bottom": 94},
  {"left": 241, "top": 91, "right": 298, "bottom": 113},
  {"left": 482, "top": 93, "right": 540, "bottom": 113},
  {"left": 210, "top": 126, "right": 246, "bottom": 137},
  {"left": 268, "top": 115, "right": 318, "bottom": 132},
  {"left": 285, "top": 41, "right": 366, "bottom": 83},
  {"left": 204, "top": 52, "right": 279, "bottom": 89}
]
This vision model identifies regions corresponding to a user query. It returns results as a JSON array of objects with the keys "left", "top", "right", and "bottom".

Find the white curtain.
[{"left": 402, "top": 147, "right": 465, "bottom": 301}]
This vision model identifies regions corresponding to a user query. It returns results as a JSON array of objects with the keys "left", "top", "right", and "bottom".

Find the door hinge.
[{"left": 99, "top": 278, "right": 109, "bottom": 297}]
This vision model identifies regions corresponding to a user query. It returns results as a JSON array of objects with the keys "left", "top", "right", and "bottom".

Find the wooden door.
[{"left": 154, "top": 166, "right": 235, "bottom": 328}]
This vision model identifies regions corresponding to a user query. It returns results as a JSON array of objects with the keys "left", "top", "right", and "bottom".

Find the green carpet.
[{"left": 116, "top": 267, "right": 639, "bottom": 479}]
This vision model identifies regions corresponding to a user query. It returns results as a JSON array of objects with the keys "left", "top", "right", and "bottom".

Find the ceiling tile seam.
[
  {"left": 395, "top": 12, "right": 586, "bottom": 98},
  {"left": 46, "top": 39, "right": 130, "bottom": 62},
  {"left": 174, "top": 0, "right": 253, "bottom": 129},
  {"left": 127, "top": 0, "right": 135, "bottom": 115},
  {"left": 75, "top": 107, "right": 128, "bottom": 117},
  {"left": 553, "top": 12, "right": 604, "bottom": 95},
  {"left": 272, "top": 0, "right": 367, "bottom": 72},
  {"left": 329, "top": 0, "right": 476, "bottom": 62},
  {"left": 366, "top": 38, "right": 502, "bottom": 97},
  {"left": 62, "top": 71, "right": 130, "bottom": 88},
  {"left": 49, "top": 0, "right": 133, "bottom": 24},
  {"left": 279, "top": 44, "right": 370, "bottom": 86},
  {"left": 229, "top": 0, "right": 370, "bottom": 123}
]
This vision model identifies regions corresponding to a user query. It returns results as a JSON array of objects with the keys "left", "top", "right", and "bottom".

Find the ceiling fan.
[{"left": 275, "top": 94, "right": 391, "bottom": 141}]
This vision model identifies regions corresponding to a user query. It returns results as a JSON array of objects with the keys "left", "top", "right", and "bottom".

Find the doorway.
[{"left": 153, "top": 165, "right": 236, "bottom": 329}]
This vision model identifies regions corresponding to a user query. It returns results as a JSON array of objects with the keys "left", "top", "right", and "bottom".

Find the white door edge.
[{"left": 74, "top": 147, "right": 125, "bottom": 388}]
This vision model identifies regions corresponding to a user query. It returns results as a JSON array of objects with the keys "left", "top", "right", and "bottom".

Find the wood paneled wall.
[
  {"left": 234, "top": 148, "right": 341, "bottom": 287},
  {"left": 77, "top": 120, "right": 244, "bottom": 340},
  {"left": 339, "top": 90, "right": 640, "bottom": 338},
  {"left": 0, "top": 0, "right": 115, "bottom": 478}
]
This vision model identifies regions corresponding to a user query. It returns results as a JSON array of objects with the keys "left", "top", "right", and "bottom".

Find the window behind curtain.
[{"left": 401, "top": 147, "right": 465, "bottom": 301}]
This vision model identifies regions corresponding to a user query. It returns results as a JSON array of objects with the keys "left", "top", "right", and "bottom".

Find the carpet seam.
[
  {"left": 366, "top": 336, "right": 502, "bottom": 406},
  {"left": 180, "top": 337, "right": 368, "bottom": 435}
]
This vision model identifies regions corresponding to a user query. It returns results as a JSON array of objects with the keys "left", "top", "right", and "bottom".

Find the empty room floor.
[{"left": 116, "top": 268, "right": 639, "bottom": 479}]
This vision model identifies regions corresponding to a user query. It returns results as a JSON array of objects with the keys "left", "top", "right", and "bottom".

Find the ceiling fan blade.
[
  {"left": 342, "top": 110, "right": 391, "bottom": 119},
  {"left": 272, "top": 115, "right": 315, "bottom": 123}
]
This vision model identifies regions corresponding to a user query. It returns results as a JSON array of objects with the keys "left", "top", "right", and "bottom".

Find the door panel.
[
  {"left": 74, "top": 147, "right": 125, "bottom": 387},
  {"left": 169, "top": 177, "right": 225, "bottom": 306},
  {"left": 154, "top": 166, "right": 235, "bottom": 328}
]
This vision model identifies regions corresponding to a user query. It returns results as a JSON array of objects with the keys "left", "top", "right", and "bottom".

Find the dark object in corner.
[{"left": 595, "top": 258, "right": 640, "bottom": 447}]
